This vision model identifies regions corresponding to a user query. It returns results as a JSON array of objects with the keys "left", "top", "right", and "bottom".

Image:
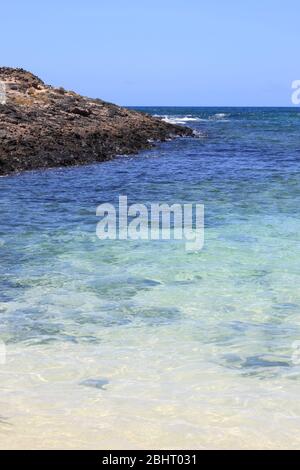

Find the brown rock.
[{"left": 0, "top": 67, "right": 193, "bottom": 175}]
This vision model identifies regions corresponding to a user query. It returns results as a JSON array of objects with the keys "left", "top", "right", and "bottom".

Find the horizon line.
[{"left": 126, "top": 105, "right": 299, "bottom": 108}]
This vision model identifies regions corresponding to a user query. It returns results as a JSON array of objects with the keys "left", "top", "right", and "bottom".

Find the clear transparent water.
[{"left": 1, "top": 107, "right": 300, "bottom": 449}]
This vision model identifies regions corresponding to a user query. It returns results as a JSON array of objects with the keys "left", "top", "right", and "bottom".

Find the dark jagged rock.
[{"left": 0, "top": 67, "right": 193, "bottom": 175}]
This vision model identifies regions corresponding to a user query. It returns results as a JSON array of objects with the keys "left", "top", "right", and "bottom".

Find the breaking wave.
[
  {"left": 159, "top": 115, "right": 205, "bottom": 125},
  {"left": 209, "top": 113, "right": 230, "bottom": 121},
  {"left": 156, "top": 113, "right": 231, "bottom": 125}
]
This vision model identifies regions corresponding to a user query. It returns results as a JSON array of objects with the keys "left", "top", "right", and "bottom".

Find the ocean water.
[{"left": 1, "top": 107, "right": 300, "bottom": 449}]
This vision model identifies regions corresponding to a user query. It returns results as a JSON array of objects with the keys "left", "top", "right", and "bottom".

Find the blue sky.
[{"left": 1, "top": 1, "right": 299, "bottom": 106}]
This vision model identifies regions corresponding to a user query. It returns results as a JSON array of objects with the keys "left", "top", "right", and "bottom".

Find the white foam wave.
[
  {"left": 160, "top": 115, "right": 205, "bottom": 125},
  {"left": 192, "top": 129, "right": 206, "bottom": 138},
  {"left": 209, "top": 113, "right": 230, "bottom": 121},
  {"left": 155, "top": 113, "right": 231, "bottom": 124}
]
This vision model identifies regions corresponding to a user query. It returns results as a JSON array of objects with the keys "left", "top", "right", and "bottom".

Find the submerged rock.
[
  {"left": 80, "top": 378, "right": 109, "bottom": 390},
  {"left": 0, "top": 67, "right": 193, "bottom": 175}
]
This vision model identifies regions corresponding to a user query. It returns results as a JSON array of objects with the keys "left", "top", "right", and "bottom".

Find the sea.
[{"left": 0, "top": 107, "right": 300, "bottom": 449}]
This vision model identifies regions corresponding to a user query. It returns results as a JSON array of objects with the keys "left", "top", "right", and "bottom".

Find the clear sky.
[{"left": 1, "top": 0, "right": 299, "bottom": 106}]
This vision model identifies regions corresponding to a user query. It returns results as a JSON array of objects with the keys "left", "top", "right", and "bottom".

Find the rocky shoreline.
[{"left": 0, "top": 68, "right": 193, "bottom": 176}]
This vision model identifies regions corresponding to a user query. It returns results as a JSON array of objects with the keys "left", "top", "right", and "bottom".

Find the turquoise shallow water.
[{"left": 1, "top": 107, "right": 300, "bottom": 448}]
